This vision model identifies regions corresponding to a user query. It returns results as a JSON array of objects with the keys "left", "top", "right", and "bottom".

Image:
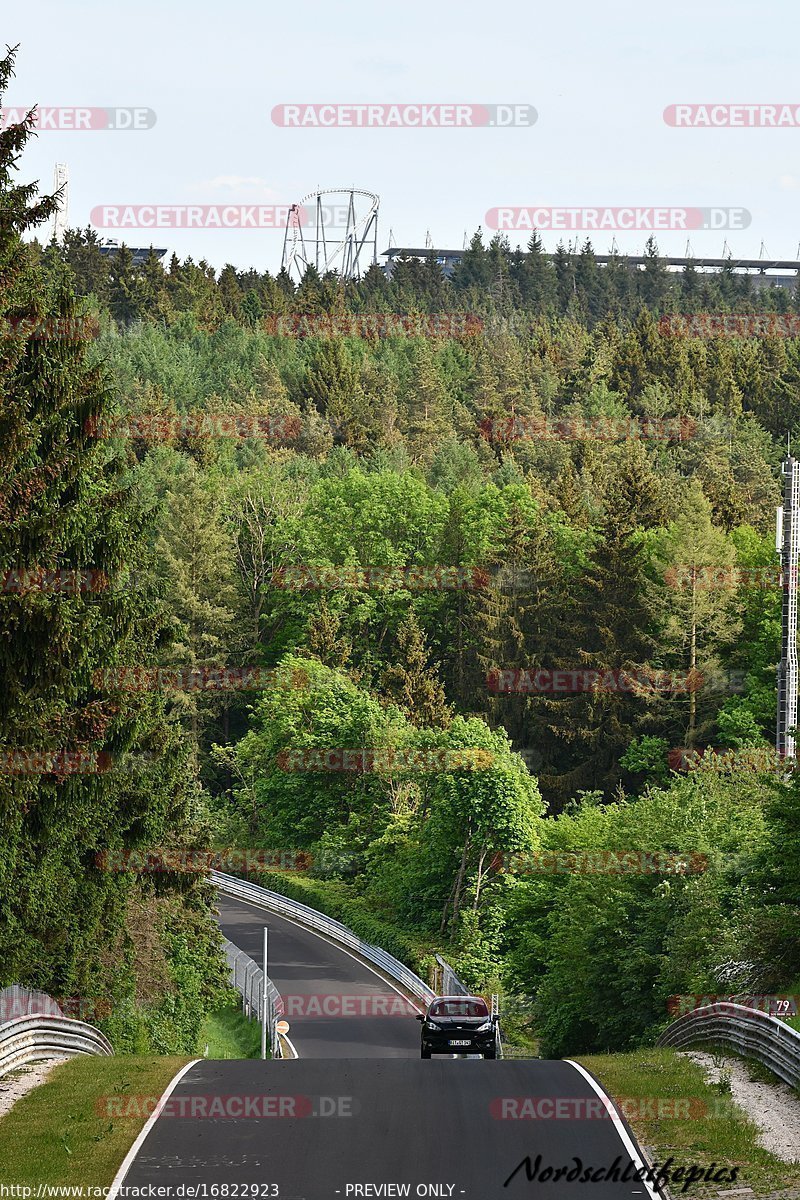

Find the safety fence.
[
  {"left": 221, "top": 938, "right": 283, "bottom": 1058},
  {"left": 434, "top": 954, "right": 469, "bottom": 996},
  {"left": 0, "top": 984, "right": 63, "bottom": 1023}
]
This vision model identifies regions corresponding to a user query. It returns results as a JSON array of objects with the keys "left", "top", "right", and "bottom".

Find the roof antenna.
[
  {"left": 684, "top": 238, "right": 694, "bottom": 258},
  {"left": 759, "top": 240, "right": 769, "bottom": 259}
]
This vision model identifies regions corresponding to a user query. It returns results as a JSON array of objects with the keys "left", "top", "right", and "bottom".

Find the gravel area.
[
  {"left": 0, "top": 1056, "right": 69, "bottom": 1119},
  {"left": 682, "top": 1050, "right": 800, "bottom": 1164}
]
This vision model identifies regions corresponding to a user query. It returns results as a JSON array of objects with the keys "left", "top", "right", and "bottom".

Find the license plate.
[{"left": 449, "top": 1039, "right": 471, "bottom": 1046}]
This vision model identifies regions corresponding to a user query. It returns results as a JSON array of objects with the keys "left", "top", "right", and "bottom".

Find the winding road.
[{"left": 110, "top": 893, "right": 664, "bottom": 1200}]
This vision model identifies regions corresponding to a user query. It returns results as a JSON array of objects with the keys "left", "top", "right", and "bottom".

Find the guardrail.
[
  {"left": 213, "top": 871, "right": 435, "bottom": 1008},
  {"left": 221, "top": 938, "right": 283, "bottom": 1058},
  {"left": 0, "top": 1014, "right": 113, "bottom": 1077},
  {"left": 657, "top": 1002, "right": 800, "bottom": 1089}
]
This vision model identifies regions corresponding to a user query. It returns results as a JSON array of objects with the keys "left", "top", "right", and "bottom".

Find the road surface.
[
  {"left": 216, "top": 894, "right": 420, "bottom": 1058},
  {"left": 110, "top": 893, "right": 662, "bottom": 1199},
  {"left": 117, "top": 1058, "right": 661, "bottom": 1199}
]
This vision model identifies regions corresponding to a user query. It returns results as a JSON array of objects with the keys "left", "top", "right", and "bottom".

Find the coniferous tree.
[
  {"left": 0, "top": 49, "right": 224, "bottom": 1011},
  {"left": 535, "top": 442, "right": 665, "bottom": 801},
  {"left": 381, "top": 612, "right": 451, "bottom": 727}
]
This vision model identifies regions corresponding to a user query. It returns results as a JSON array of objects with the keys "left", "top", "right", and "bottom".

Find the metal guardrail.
[
  {"left": 657, "top": 1002, "right": 800, "bottom": 1089},
  {"left": 213, "top": 871, "right": 435, "bottom": 1007},
  {"left": 221, "top": 938, "right": 283, "bottom": 1058},
  {"left": 0, "top": 1014, "right": 113, "bottom": 1077}
]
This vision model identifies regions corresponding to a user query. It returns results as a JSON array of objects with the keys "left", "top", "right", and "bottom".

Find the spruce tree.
[
  {"left": 535, "top": 442, "right": 665, "bottom": 801},
  {"left": 0, "top": 49, "right": 221, "bottom": 1005},
  {"left": 381, "top": 612, "right": 451, "bottom": 727}
]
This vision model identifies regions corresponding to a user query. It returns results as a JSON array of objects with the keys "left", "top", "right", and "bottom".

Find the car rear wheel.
[
  {"left": 421, "top": 1048, "right": 431, "bottom": 1058},
  {"left": 483, "top": 1048, "right": 497, "bottom": 1059}
]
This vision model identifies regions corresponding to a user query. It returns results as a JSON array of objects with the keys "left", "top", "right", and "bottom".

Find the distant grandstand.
[
  {"left": 98, "top": 239, "right": 168, "bottom": 267},
  {"left": 382, "top": 246, "right": 800, "bottom": 290}
]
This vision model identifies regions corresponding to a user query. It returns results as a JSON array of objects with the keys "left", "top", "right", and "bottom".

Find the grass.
[
  {"left": 581, "top": 1046, "right": 800, "bottom": 1195},
  {"left": 199, "top": 1003, "right": 264, "bottom": 1059},
  {"left": 0, "top": 1055, "right": 190, "bottom": 1187}
]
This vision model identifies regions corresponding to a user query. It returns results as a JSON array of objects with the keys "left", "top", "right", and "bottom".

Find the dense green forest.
[{"left": 3, "top": 43, "right": 800, "bottom": 1056}]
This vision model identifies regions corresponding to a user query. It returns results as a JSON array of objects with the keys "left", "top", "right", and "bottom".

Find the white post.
[{"left": 261, "top": 925, "right": 269, "bottom": 1060}]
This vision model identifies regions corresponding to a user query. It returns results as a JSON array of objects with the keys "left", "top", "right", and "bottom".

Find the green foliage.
[
  {"left": 501, "top": 766, "right": 779, "bottom": 1056},
  {"left": 0, "top": 47, "right": 227, "bottom": 1050}
]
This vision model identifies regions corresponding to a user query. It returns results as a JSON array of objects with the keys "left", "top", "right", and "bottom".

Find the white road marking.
[
  {"left": 106, "top": 1058, "right": 201, "bottom": 1200},
  {"left": 564, "top": 1059, "right": 661, "bottom": 1199}
]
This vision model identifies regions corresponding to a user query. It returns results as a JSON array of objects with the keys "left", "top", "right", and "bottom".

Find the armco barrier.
[
  {"left": 0, "top": 1014, "right": 113, "bottom": 1077},
  {"left": 222, "top": 937, "right": 283, "bottom": 1058},
  {"left": 657, "top": 1002, "right": 800, "bottom": 1089},
  {"left": 213, "top": 871, "right": 435, "bottom": 1007}
]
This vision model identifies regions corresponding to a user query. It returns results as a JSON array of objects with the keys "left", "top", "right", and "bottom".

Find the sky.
[{"left": 5, "top": 0, "right": 800, "bottom": 274}]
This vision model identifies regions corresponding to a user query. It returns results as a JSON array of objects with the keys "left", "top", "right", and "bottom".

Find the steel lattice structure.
[
  {"left": 52, "top": 163, "right": 69, "bottom": 244},
  {"left": 281, "top": 188, "right": 379, "bottom": 282},
  {"left": 777, "top": 455, "right": 800, "bottom": 759}
]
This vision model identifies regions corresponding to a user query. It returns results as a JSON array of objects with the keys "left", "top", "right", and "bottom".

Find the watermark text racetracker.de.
[
  {"left": 660, "top": 313, "right": 800, "bottom": 339},
  {"left": 270, "top": 566, "right": 491, "bottom": 592},
  {"left": 493, "top": 849, "right": 708, "bottom": 875},
  {"left": 85, "top": 412, "right": 300, "bottom": 443},
  {"left": 0, "top": 106, "right": 156, "bottom": 130},
  {"left": 263, "top": 314, "right": 483, "bottom": 338},
  {"left": 480, "top": 415, "right": 696, "bottom": 443},
  {"left": 0, "top": 749, "right": 112, "bottom": 775},
  {"left": 94, "top": 848, "right": 312, "bottom": 873},
  {"left": 92, "top": 665, "right": 309, "bottom": 693},
  {"left": 667, "top": 993, "right": 799, "bottom": 1017},
  {"left": 491, "top": 1095, "right": 721, "bottom": 1120},
  {"left": 271, "top": 103, "right": 536, "bottom": 127},
  {"left": 487, "top": 667, "right": 746, "bottom": 695},
  {"left": 277, "top": 747, "right": 494, "bottom": 773},
  {"left": 90, "top": 205, "right": 294, "bottom": 230},
  {"left": 485, "top": 206, "right": 750, "bottom": 232},
  {"left": 94, "top": 1093, "right": 357, "bottom": 1119},
  {"left": 665, "top": 102, "right": 800, "bottom": 127}
]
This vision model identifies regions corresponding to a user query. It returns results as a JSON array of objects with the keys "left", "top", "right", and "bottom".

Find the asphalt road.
[
  {"left": 119, "top": 1058, "right": 661, "bottom": 1199},
  {"left": 111, "top": 895, "right": 662, "bottom": 1198},
  {"left": 216, "top": 895, "right": 421, "bottom": 1058}
]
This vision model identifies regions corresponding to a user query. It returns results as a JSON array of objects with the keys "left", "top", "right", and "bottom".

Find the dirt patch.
[
  {"left": 0, "top": 1057, "right": 69, "bottom": 1119},
  {"left": 682, "top": 1050, "right": 800, "bottom": 1164}
]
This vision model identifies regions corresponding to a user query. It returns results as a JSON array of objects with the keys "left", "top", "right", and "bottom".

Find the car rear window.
[{"left": 428, "top": 999, "right": 489, "bottom": 1018}]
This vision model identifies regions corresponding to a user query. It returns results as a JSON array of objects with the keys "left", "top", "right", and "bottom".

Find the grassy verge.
[
  {"left": 200, "top": 1003, "right": 263, "bottom": 1059},
  {"left": 0, "top": 1056, "right": 190, "bottom": 1187},
  {"left": 581, "top": 1046, "right": 800, "bottom": 1195}
]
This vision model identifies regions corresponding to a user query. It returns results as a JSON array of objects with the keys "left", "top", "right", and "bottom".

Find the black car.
[{"left": 417, "top": 995, "right": 499, "bottom": 1059}]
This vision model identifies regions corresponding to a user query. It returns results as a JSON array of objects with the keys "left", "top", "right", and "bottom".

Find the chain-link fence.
[
  {"left": 434, "top": 955, "right": 469, "bottom": 996},
  {"left": 432, "top": 957, "right": 503, "bottom": 1057},
  {"left": 0, "top": 984, "right": 63, "bottom": 1023},
  {"left": 221, "top": 938, "right": 283, "bottom": 1058}
]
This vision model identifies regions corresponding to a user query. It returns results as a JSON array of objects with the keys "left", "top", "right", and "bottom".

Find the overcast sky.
[{"left": 5, "top": 0, "right": 800, "bottom": 273}]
